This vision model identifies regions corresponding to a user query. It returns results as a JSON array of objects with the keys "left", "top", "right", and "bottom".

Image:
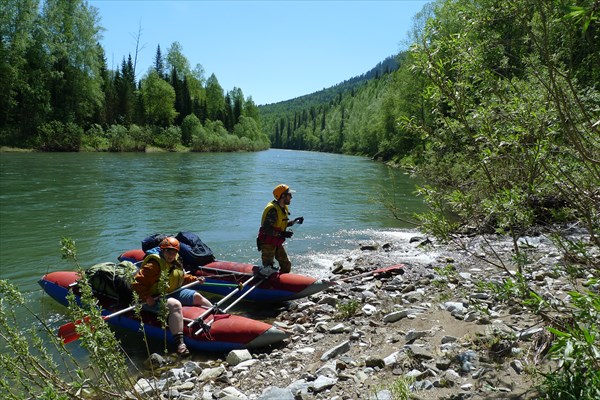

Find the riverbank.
[{"left": 131, "top": 227, "right": 598, "bottom": 399}]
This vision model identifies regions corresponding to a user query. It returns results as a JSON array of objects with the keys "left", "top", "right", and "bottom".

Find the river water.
[{"left": 0, "top": 149, "right": 423, "bottom": 360}]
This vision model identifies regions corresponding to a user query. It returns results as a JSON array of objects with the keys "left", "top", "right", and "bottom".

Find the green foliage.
[
  {"left": 81, "top": 123, "right": 108, "bottom": 151},
  {"left": 60, "top": 237, "right": 142, "bottom": 398},
  {"left": 151, "top": 126, "right": 181, "bottom": 151},
  {"left": 181, "top": 114, "right": 201, "bottom": 146},
  {"left": 471, "top": 231, "right": 600, "bottom": 400},
  {"left": 409, "top": 0, "right": 599, "bottom": 243},
  {"left": 540, "top": 289, "right": 600, "bottom": 400},
  {"left": 141, "top": 70, "right": 178, "bottom": 126},
  {"left": 0, "top": 279, "right": 80, "bottom": 399},
  {"left": 1, "top": 1, "right": 260, "bottom": 152},
  {"left": 335, "top": 299, "right": 361, "bottom": 320},
  {"left": 372, "top": 375, "right": 415, "bottom": 400},
  {"left": 104, "top": 124, "right": 137, "bottom": 152},
  {"left": 34, "top": 121, "right": 83, "bottom": 151}
]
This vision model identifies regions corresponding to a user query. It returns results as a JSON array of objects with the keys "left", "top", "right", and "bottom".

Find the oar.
[
  {"left": 58, "top": 280, "right": 202, "bottom": 344},
  {"left": 195, "top": 265, "right": 254, "bottom": 278},
  {"left": 186, "top": 274, "right": 258, "bottom": 328},
  {"left": 199, "top": 282, "right": 240, "bottom": 288},
  {"left": 193, "top": 277, "right": 266, "bottom": 336},
  {"left": 335, "top": 264, "right": 405, "bottom": 283}
]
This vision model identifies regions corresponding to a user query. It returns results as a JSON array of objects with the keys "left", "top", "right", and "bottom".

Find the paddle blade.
[
  {"left": 336, "top": 264, "right": 405, "bottom": 283},
  {"left": 57, "top": 316, "right": 91, "bottom": 344}
]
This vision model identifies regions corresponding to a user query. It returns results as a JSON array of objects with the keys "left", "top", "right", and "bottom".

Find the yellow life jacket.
[
  {"left": 258, "top": 200, "right": 289, "bottom": 246},
  {"left": 143, "top": 253, "right": 185, "bottom": 295}
]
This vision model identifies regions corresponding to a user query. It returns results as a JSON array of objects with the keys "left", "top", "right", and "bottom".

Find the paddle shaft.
[
  {"left": 222, "top": 278, "right": 265, "bottom": 313},
  {"left": 193, "top": 277, "right": 265, "bottom": 335},
  {"left": 195, "top": 265, "right": 254, "bottom": 278},
  {"left": 186, "top": 274, "right": 258, "bottom": 328}
]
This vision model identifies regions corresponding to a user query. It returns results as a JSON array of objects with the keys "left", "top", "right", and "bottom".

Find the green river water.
[{"left": 0, "top": 149, "right": 424, "bottom": 362}]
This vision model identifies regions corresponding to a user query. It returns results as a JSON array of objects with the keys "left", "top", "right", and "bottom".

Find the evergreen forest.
[{"left": 1, "top": 0, "right": 268, "bottom": 152}]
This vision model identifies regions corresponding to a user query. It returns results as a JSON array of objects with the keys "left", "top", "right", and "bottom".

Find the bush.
[
  {"left": 152, "top": 126, "right": 181, "bottom": 150},
  {"left": 540, "top": 288, "right": 600, "bottom": 400},
  {"left": 35, "top": 121, "right": 83, "bottom": 151},
  {"left": 128, "top": 124, "right": 152, "bottom": 148},
  {"left": 106, "top": 124, "right": 134, "bottom": 152},
  {"left": 181, "top": 114, "right": 202, "bottom": 146},
  {"left": 81, "top": 124, "right": 109, "bottom": 151}
]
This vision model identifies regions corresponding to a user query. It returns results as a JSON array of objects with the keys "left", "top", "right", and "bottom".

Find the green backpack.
[{"left": 85, "top": 261, "right": 136, "bottom": 305}]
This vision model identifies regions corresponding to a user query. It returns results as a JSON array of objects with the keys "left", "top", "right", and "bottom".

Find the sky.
[{"left": 89, "top": 0, "right": 430, "bottom": 105}]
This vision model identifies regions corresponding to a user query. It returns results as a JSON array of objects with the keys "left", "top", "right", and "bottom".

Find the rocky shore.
[{"left": 131, "top": 228, "right": 598, "bottom": 399}]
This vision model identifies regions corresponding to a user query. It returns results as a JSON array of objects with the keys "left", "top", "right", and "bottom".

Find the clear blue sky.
[{"left": 89, "top": 0, "right": 430, "bottom": 105}]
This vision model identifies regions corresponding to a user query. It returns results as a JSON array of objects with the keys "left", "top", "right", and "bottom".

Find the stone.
[
  {"left": 364, "top": 356, "right": 385, "bottom": 368},
  {"left": 441, "top": 335, "right": 458, "bottom": 344},
  {"left": 316, "top": 362, "right": 337, "bottom": 378},
  {"left": 518, "top": 327, "right": 543, "bottom": 340},
  {"left": 133, "top": 378, "right": 158, "bottom": 396},
  {"left": 226, "top": 349, "right": 252, "bottom": 366},
  {"left": 329, "top": 323, "right": 346, "bottom": 333},
  {"left": 362, "top": 304, "right": 377, "bottom": 315},
  {"left": 383, "top": 308, "right": 422, "bottom": 323},
  {"left": 144, "top": 353, "right": 166, "bottom": 368},
  {"left": 257, "top": 386, "right": 295, "bottom": 400},
  {"left": 312, "top": 375, "right": 337, "bottom": 392},
  {"left": 320, "top": 340, "right": 351, "bottom": 361},
  {"left": 198, "top": 365, "right": 226, "bottom": 382},
  {"left": 405, "top": 344, "right": 434, "bottom": 360},
  {"left": 405, "top": 329, "right": 429, "bottom": 342},
  {"left": 510, "top": 359, "right": 524, "bottom": 374},
  {"left": 371, "top": 389, "right": 393, "bottom": 399},
  {"left": 220, "top": 386, "right": 248, "bottom": 399}
]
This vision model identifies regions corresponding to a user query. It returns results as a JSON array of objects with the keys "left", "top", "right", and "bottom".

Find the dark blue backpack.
[{"left": 175, "top": 231, "right": 216, "bottom": 268}]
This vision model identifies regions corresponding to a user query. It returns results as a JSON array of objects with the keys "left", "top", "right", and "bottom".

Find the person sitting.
[{"left": 132, "top": 236, "right": 212, "bottom": 355}]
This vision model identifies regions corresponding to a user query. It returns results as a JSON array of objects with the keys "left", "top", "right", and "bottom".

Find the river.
[{"left": 0, "top": 149, "right": 423, "bottom": 361}]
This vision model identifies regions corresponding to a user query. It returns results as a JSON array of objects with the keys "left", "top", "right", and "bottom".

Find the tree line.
[{"left": 1, "top": 0, "right": 269, "bottom": 152}]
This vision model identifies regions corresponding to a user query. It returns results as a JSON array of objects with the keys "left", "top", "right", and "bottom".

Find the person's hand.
[
  {"left": 146, "top": 296, "right": 156, "bottom": 306},
  {"left": 294, "top": 216, "right": 304, "bottom": 225},
  {"left": 196, "top": 276, "right": 205, "bottom": 284},
  {"left": 281, "top": 231, "right": 293, "bottom": 238}
]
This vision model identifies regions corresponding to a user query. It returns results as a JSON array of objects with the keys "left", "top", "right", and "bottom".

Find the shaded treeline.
[{"left": 0, "top": 0, "right": 268, "bottom": 152}]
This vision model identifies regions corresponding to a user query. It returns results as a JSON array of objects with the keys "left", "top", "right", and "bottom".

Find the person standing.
[
  {"left": 257, "top": 184, "right": 303, "bottom": 275},
  {"left": 132, "top": 236, "right": 212, "bottom": 355}
]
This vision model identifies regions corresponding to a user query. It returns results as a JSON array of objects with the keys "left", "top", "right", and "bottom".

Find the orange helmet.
[
  {"left": 160, "top": 237, "right": 180, "bottom": 252},
  {"left": 273, "top": 184, "right": 295, "bottom": 200}
]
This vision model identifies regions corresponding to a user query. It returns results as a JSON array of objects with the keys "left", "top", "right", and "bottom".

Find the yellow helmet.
[{"left": 273, "top": 184, "right": 295, "bottom": 200}]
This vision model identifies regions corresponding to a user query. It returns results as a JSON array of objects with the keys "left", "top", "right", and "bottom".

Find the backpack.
[
  {"left": 141, "top": 233, "right": 172, "bottom": 252},
  {"left": 175, "top": 231, "right": 216, "bottom": 269},
  {"left": 85, "top": 261, "right": 136, "bottom": 305}
]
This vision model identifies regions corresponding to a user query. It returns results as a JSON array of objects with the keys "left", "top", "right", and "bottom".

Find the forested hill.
[
  {"left": 259, "top": 55, "right": 398, "bottom": 111},
  {"left": 258, "top": 54, "right": 402, "bottom": 154}
]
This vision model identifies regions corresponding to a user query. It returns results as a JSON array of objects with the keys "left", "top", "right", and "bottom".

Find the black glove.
[
  {"left": 294, "top": 216, "right": 304, "bottom": 225},
  {"left": 281, "top": 231, "right": 294, "bottom": 238}
]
